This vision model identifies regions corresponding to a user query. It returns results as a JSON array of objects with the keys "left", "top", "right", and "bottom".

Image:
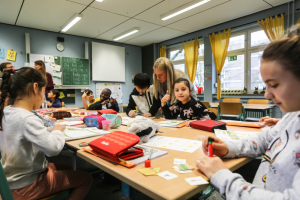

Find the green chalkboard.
[{"left": 61, "top": 57, "right": 90, "bottom": 86}]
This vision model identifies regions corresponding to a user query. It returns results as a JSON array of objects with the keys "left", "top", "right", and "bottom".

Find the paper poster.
[
  {"left": 54, "top": 78, "right": 62, "bottom": 86},
  {"left": 29, "top": 54, "right": 45, "bottom": 67},
  {"left": 6, "top": 50, "right": 16, "bottom": 61},
  {"left": 53, "top": 71, "right": 62, "bottom": 78},
  {"left": 0, "top": 48, "right": 4, "bottom": 59},
  {"left": 96, "top": 83, "right": 123, "bottom": 103},
  {"left": 45, "top": 55, "right": 54, "bottom": 63}
]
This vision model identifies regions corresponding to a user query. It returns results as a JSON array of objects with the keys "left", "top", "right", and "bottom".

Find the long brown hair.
[
  {"left": 262, "top": 26, "right": 300, "bottom": 80},
  {"left": 34, "top": 60, "right": 47, "bottom": 80},
  {"left": 153, "top": 57, "right": 177, "bottom": 103},
  {"left": 0, "top": 67, "right": 47, "bottom": 130}
]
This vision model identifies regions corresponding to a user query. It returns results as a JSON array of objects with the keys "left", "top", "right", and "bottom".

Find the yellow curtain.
[
  {"left": 258, "top": 13, "right": 284, "bottom": 41},
  {"left": 209, "top": 29, "right": 231, "bottom": 100},
  {"left": 160, "top": 46, "right": 166, "bottom": 57},
  {"left": 297, "top": 18, "right": 300, "bottom": 27},
  {"left": 183, "top": 38, "right": 199, "bottom": 83}
]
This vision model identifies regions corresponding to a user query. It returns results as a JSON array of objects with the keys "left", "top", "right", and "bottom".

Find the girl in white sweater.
[
  {"left": 0, "top": 67, "right": 92, "bottom": 200},
  {"left": 197, "top": 26, "right": 300, "bottom": 199}
]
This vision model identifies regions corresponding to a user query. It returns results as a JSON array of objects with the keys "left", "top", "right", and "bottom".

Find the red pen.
[{"left": 208, "top": 138, "right": 214, "bottom": 157}]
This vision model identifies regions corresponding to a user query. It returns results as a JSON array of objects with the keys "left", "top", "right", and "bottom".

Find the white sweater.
[{"left": 0, "top": 106, "right": 65, "bottom": 189}]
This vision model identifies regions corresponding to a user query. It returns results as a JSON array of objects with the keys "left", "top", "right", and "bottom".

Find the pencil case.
[
  {"left": 101, "top": 114, "right": 122, "bottom": 128},
  {"left": 83, "top": 114, "right": 106, "bottom": 129},
  {"left": 98, "top": 109, "right": 117, "bottom": 115},
  {"left": 190, "top": 119, "right": 226, "bottom": 132},
  {"left": 52, "top": 111, "right": 72, "bottom": 119}
]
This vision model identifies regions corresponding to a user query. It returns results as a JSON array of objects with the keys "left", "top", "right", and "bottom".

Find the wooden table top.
[
  {"left": 66, "top": 118, "right": 262, "bottom": 200},
  {"left": 209, "top": 102, "right": 275, "bottom": 110}
]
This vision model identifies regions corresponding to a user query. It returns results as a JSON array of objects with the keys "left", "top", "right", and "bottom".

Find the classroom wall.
[{"left": 0, "top": 23, "right": 142, "bottom": 106}]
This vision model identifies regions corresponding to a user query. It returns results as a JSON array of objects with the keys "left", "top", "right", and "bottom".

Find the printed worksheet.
[
  {"left": 143, "top": 136, "right": 202, "bottom": 153},
  {"left": 63, "top": 127, "right": 109, "bottom": 141},
  {"left": 214, "top": 129, "right": 261, "bottom": 141}
]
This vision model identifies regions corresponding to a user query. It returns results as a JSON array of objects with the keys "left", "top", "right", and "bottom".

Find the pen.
[{"left": 208, "top": 138, "right": 214, "bottom": 157}]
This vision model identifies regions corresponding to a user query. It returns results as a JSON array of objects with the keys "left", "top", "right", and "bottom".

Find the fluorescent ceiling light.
[
  {"left": 61, "top": 14, "right": 83, "bottom": 32},
  {"left": 161, "top": 0, "right": 211, "bottom": 20},
  {"left": 96, "top": 0, "right": 103, "bottom": 2},
  {"left": 113, "top": 28, "right": 140, "bottom": 41}
]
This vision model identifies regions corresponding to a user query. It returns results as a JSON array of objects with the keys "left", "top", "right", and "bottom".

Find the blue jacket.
[{"left": 51, "top": 99, "right": 62, "bottom": 108}]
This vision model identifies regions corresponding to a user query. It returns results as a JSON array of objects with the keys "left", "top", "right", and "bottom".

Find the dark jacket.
[
  {"left": 51, "top": 99, "right": 62, "bottom": 108},
  {"left": 45, "top": 72, "right": 54, "bottom": 96},
  {"left": 88, "top": 98, "right": 119, "bottom": 112},
  {"left": 126, "top": 85, "right": 161, "bottom": 117}
]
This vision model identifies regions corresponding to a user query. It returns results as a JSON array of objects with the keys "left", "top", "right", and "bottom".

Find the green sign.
[{"left": 228, "top": 56, "right": 237, "bottom": 61}]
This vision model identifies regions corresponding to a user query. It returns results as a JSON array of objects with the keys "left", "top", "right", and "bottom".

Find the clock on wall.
[{"left": 56, "top": 43, "right": 65, "bottom": 52}]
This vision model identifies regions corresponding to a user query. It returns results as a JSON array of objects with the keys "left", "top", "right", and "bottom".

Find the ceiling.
[{"left": 0, "top": 0, "right": 289, "bottom": 46}]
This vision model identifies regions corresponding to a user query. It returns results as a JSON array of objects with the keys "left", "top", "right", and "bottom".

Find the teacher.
[
  {"left": 152, "top": 57, "right": 197, "bottom": 106},
  {"left": 34, "top": 60, "right": 54, "bottom": 98}
]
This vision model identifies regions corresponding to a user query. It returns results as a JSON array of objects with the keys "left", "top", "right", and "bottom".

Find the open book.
[
  {"left": 158, "top": 119, "right": 188, "bottom": 128},
  {"left": 63, "top": 127, "right": 109, "bottom": 141}
]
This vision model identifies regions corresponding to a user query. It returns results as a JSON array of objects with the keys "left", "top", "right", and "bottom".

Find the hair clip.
[{"left": 11, "top": 68, "right": 15, "bottom": 73}]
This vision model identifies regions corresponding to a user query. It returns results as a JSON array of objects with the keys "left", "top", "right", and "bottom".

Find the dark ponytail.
[
  {"left": 52, "top": 89, "right": 62, "bottom": 102},
  {"left": 0, "top": 67, "right": 47, "bottom": 130}
]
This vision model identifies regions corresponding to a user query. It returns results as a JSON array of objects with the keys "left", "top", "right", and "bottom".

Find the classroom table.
[
  {"left": 209, "top": 102, "right": 276, "bottom": 117},
  {"left": 65, "top": 117, "right": 262, "bottom": 200}
]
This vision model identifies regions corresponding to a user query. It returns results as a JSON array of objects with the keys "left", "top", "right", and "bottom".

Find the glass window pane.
[
  {"left": 194, "top": 61, "right": 204, "bottom": 90},
  {"left": 198, "top": 44, "right": 204, "bottom": 57},
  {"left": 250, "top": 51, "right": 265, "bottom": 90},
  {"left": 228, "top": 35, "right": 245, "bottom": 51},
  {"left": 170, "top": 49, "right": 185, "bottom": 61},
  {"left": 251, "top": 30, "right": 270, "bottom": 47},
  {"left": 174, "top": 64, "right": 185, "bottom": 72},
  {"left": 221, "top": 54, "right": 244, "bottom": 90}
]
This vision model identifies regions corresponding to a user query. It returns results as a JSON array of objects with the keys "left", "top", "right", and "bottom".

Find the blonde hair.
[
  {"left": 153, "top": 57, "right": 177, "bottom": 103},
  {"left": 34, "top": 60, "right": 47, "bottom": 80}
]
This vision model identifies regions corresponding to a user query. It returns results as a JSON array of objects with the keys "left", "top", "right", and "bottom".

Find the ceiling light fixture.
[
  {"left": 113, "top": 27, "right": 140, "bottom": 41},
  {"left": 161, "top": 0, "right": 211, "bottom": 21},
  {"left": 96, "top": 0, "right": 103, "bottom": 2},
  {"left": 61, "top": 14, "right": 83, "bottom": 32}
]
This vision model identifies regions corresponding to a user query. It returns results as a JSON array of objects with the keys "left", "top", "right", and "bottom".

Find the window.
[
  {"left": 220, "top": 28, "right": 269, "bottom": 93},
  {"left": 168, "top": 42, "right": 204, "bottom": 90}
]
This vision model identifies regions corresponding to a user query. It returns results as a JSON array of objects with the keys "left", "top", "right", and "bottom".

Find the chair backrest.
[
  {"left": 0, "top": 162, "right": 14, "bottom": 200},
  {"left": 208, "top": 108, "right": 218, "bottom": 116},
  {"left": 62, "top": 102, "right": 65, "bottom": 107},
  {"left": 248, "top": 99, "right": 269, "bottom": 104},
  {"left": 201, "top": 101, "right": 210, "bottom": 108},
  {"left": 223, "top": 98, "right": 241, "bottom": 102},
  {"left": 219, "top": 102, "right": 243, "bottom": 115}
]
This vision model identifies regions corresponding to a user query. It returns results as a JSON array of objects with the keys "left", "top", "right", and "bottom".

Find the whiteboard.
[{"left": 92, "top": 42, "right": 125, "bottom": 82}]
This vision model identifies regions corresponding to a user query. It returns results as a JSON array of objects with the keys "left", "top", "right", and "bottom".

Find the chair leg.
[{"left": 122, "top": 182, "right": 131, "bottom": 200}]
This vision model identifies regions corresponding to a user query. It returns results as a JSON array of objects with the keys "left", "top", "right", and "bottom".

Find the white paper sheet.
[
  {"left": 45, "top": 63, "right": 53, "bottom": 74},
  {"left": 53, "top": 78, "right": 62, "bottom": 85},
  {"left": 53, "top": 71, "right": 62, "bottom": 78},
  {"left": 63, "top": 127, "right": 110, "bottom": 141},
  {"left": 45, "top": 55, "right": 54, "bottom": 63},
  {"left": 29, "top": 54, "right": 45, "bottom": 67}
]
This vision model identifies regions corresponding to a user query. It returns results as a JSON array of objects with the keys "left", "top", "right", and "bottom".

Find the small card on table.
[
  {"left": 185, "top": 176, "right": 209, "bottom": 185},
  {"left": 158, "top": 171, "right": 178, "bottom": 180}
]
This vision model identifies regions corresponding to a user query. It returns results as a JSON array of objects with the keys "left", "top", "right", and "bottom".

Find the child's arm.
[
  {"left": 51, "top": 99, "right": 62, "bottom": 108},
  {"left": 109, "top": 98, "right": 119, "bottom": 112},
  {"left": 148, "top": 95, "right": 161, "bottom": 117},
  {"left": 161, "top": 105, "right": 179, "bottom": 119},
  {"left": 126, "top": 92, "right": 137, "bottom": 116},
  {"left": 88, "top": 101, "right": 102, "bottom": 110},
  {"left": 82, "top": 92, "right": 89, "bottom": 110},
  {"left": 196, "top": 102, "right": 217, "bottom": 120},
  {"left": 24, "top": 116, "right": 65, "bottom": 157}
]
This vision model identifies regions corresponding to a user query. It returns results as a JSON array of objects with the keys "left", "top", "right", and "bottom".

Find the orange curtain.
[
  {"left": 183, "top": 38, "right": 199, "bottom": 83},
  {"left": 258, "top": 13, "right": 284, "bottom": 41},
  {"left": 209, "top": 29, "right": 231, "bottom": 99},
  {"left": 160, "top": 46, "right": 166, "bottom": 57},
  {"left": 297, "top": 18, "right": 300, "bottom": 28}
]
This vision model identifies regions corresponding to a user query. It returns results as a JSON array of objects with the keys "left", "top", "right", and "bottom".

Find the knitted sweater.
[{"left": 211, "top": 111, "right": 300, "bottom": 199}]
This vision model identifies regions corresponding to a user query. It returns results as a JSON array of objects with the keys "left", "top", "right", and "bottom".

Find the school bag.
[
  {"left": 190, "top": 119, "right": 227, "bottom": 132},
  {"left": 88, "top": 131, "right": 144, "bottom": 162},
  {"left": 83, "top": 114, "right": 106, "bottom": 129},
  {"left": 101, "top": 114, "right": 122, "bottom": 128}
]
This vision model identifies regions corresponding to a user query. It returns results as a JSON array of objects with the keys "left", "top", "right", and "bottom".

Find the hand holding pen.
[{"left": 202, "top": 136, "right": 228, "bottom": 157}]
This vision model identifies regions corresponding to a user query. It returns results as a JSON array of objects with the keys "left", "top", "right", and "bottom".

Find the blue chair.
[{"left": 0, "top": 161, "right": 70, "bottom": 200}]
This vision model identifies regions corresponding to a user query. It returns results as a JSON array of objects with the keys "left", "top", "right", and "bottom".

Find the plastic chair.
[
  {"left": 208, "top": 108, "right": 218, "bottom": 116},
  {"left": 246, "top": 99, "right": 270, "bottom": 121},
  {"left": 61, "top": 102, "right": 65, "bottom": 107},
  {"left": 0, "top": 161, "right": 70, "bottom": 200},
  {"left": 223, "top": 98, "right": 241, "bottom": 102},
  {"left": 201, "top": 101, "right": 210, "bottom": 108},
  {"left": 218, "top": 102, "right": 245, "bottom": 121}
]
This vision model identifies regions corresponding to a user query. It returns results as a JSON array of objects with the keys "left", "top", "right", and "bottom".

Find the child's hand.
[
  {"left": 185, "top": 121, "right": 191, "bottom": 127},
  {"left": 109, "top": 98, "right": 116, "bottom": 106},
  {"left": 161, "top": 90, "right": 171, "bottom": 107},
  {"left": 82, "top": 92, "right": 87, "bottom": 99},
  {"left": 196, "top": 156, "right": 228, "bottom": 179},
  {"left": 259, "top": 116, "right": 280, "bottom": 127},
  {"left": 129, "top": 110, "right": 136, "bottom": 117},
  {"left": 47, "top": 101, "right": 52, "bottom": 107},
  {"left": 202, "top": 136, "right": 228, "bottom": 157},
  {"left": 102, "top": 99, "right": 109, "bottom": 105},
  {"left": 144, "top": 113, "right": 151, "bottom": 118},
  {"left": 53, "top": 124, "right": 66, "bottom": 132}
]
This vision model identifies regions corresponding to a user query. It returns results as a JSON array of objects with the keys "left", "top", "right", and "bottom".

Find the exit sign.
[{"left": 228, "top": 56, "right": 237, "bottom": 61}]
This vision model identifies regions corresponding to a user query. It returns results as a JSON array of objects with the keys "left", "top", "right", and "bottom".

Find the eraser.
[{"left": 145, "top": 160, "right": 151, "bottom": 168}]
